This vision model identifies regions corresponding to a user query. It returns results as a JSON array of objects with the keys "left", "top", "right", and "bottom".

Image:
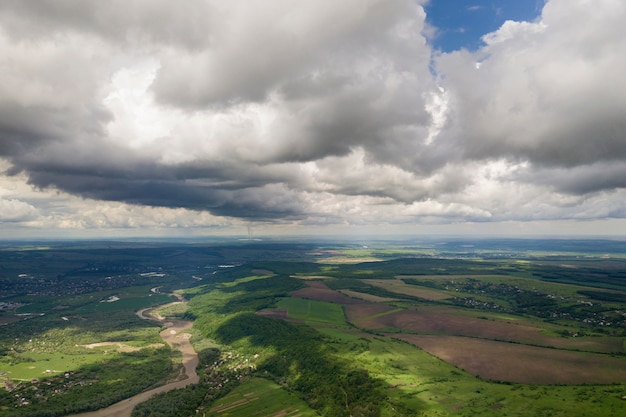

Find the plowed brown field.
[
  {"left": 394, "top": 334, "right": 626, "bottom": 384},
  {"left": 350, "top": 305, "right": 622, "bottom": 353},
  {"left": 287, "top": 280, "right": 626, "bottom": 385},
  {"left": 290, "top": 281, "right": 363, "bottom": 305}
]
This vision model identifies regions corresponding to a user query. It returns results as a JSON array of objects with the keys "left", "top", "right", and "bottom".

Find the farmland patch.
[
  {"left": 365, "top": 278, "right": 452, "bottom": 300},
  {"left": 339, "top": 289, "right": 397, "bottom": 302},
  {"left": 290, "top": 280, "right": 362, "bottom": 305},
  {"left": 208, "top": 377, "right": 318, "bottom": 417},
  {"left": 344, "top": 302, "right": 395, "bottom": 322},
  {"left": 395, "top": 334, "right": 626, "bottom": 384},
  {"left": 357, "top": 305, "right": 623, "bottom": 353},
  {"left": 276, "top": 297, "right": 346, "bottom": 326}
]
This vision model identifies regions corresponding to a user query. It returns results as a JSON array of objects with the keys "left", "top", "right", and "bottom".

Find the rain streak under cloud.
[{"left": 1, "top": 0, "right": 626, "bottom": 237}]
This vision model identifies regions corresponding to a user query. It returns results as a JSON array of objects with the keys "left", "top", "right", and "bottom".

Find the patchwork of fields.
[
  {"left": 274, "top": 279, "right": 626, "bottom": 385},
  {"left": 2, "top": 240, "right": 626, "bottom": 416}
]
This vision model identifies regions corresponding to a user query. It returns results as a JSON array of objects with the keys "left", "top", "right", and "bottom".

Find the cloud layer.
[{"left": 1, "top": 0, "right": 625, "bottom": 234}]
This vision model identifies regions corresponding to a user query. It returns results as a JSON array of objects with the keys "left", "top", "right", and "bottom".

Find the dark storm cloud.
[
  {"left": 49, "top": 175, "right": 304, "bottom": 220},
  {"left": 0, "top": 103, "right": 111, "bottom": 160},
  {"left": 0, "top": 28, "right": 114, "bottom": 158},
  {"left": 8, "top": 136, "right": 310, "bottom": 219},
  {"left": 0, "top": 0, "right": 213, "bottom": 48},
  {"left": 1, "top": 0, "right": 625, "bottom": 228},
  {"left": 517, "top": 163, "right": 626, "bottom": 196}
]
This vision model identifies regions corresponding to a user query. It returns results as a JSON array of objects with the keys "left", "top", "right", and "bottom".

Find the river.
[{"left": 68, "top": 302, "right": 199, "bottom": 417}]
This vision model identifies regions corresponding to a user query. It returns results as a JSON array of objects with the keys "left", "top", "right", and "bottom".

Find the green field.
[
  {"left": 1, "top": 351, "right": 113, "bottom": 382},
  {"left": 207, "top": 378, "right": 318, "bottom": 416},
  {"left": 344, "top": 334, "right": 626, "bottom": 416},
  {"left": 276, "top": 297, "right": 346, "bottom": 325}
]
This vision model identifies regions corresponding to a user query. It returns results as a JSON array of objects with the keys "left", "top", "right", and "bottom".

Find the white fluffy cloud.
[
  {"left": 0, "top": 199, "right": 39, "bottom": 222},
  {"left": 436, "top": 0, "right": 626, "bottom": 169},
  {"left": 0, "top": 0, "right": 625, "bottom": 236}
]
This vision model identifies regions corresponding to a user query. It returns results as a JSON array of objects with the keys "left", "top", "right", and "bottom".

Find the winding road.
[{"left": 69, "top": 301, "right": 199, "bottom": 417}]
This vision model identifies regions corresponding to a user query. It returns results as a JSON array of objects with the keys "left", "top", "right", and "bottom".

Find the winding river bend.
[{"left": 69, "top": 301, "right": 199, "bottom": 417}]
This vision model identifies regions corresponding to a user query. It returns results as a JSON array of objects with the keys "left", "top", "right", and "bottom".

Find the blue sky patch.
[{"left": 425, "top": 0, "right": 545, "bottom": 52}]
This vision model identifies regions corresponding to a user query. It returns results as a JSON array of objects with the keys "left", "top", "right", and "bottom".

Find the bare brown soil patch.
[
  {"left": 358, "top": 305, "right": 622, "bottom": 353},
  {"left": 344, "top": 303, "right": 398, "bottom": 323},
  {"left": 305, "top": 280, "right": 330, "bottom": 289},
  {"left": 340, "top": 289, "right": 397, "bottom": 302},
  {"left": 395, "top": 334, "right": 626, "bottom": 384},
  {"left": 291, "top": 281, "right": 363, "bottom": 305},
  {"left": 360, "top": 306, "right": 543, "bottom": 340},
  {"left": 365, "top": 279, "right": 451, "bottom": 300}
]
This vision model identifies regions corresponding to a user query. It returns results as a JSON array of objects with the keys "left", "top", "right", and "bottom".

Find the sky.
[
  {"left": 425, "top": 0, "right": 546, "bottom": 51},
  {"left": 1, "top": 0, "right": 625, "bottom": 239}
]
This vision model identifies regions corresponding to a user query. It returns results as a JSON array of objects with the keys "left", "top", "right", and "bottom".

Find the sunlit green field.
[
  {"left": 2, "top": 351, "right": 107, "bottom": 381},
  {"left": 207, "top": 378, "right": 318, "bottom": 417},
  {"left": 276, "top": 297, "right": 346, "bottom": 325},
  {"left": 1, "top": 285, "right": 173, "bottom": 381},
  {"left": 268, "top": 286, "right": 626, "bottom": 415},
  {"left": 340, "top": 331, "right": 626, "bottom": 416}
]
